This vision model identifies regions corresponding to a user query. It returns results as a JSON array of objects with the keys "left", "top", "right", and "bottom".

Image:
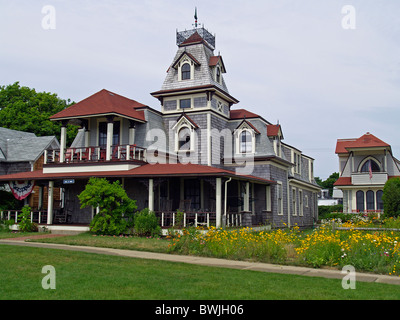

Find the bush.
[
  {"left": 382, "top": 177, "right": 400, "bottom": 217},
  {"left": 19, "top": 205, "right": 38, "bottom": 232},
  {"left": 134, "top": 208, "right": 161, "bottom": 237},
  {"left": 78, "top": 177, "right": 137, "bottom": 235},
  {"left": 318, "top": 204, "right": 343, "bottom": 220}
]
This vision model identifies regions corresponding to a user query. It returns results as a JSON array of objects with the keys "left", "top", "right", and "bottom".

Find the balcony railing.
[
  {"left": 351, "top": 172, "right": 388, "bottom": 185},
  {"left": 45, "top": 144, "right": 146, "bottom": 164}
]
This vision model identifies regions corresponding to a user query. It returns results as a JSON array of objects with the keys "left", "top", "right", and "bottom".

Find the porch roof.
[{"left": 0, "top": 163, "right": 276, "bottom": 185}]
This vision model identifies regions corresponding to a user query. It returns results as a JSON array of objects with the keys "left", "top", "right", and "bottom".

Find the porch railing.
[
  {"left": 155, "top": 211, "right": 243, "bottom": 228},
  {"left": 45, "top": 144, "right": 146, "bottom": 164},
  {"left": 1, "top": 210, "right": 48, "bottom": 224}
]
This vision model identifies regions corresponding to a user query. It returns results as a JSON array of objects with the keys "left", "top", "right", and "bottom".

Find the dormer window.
[
  {"left": 181, "top": 63, "right": 191, "bottom": 80},
  {"left": 234, "top": 120, "right": 259, "bottom": 154},
  {"left": 178, "top": 127, "right": 191, "bottom": 150},
  {"left": 216, "top": 67, "right": 221, "bottom": 83},
  {"left": 240, "top": 130, "right": 252, "bottom": 153}
]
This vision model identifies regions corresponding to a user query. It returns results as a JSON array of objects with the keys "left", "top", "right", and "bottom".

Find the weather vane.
[{"left": 193, "top": 7, "right": 198, "bottom": 28}]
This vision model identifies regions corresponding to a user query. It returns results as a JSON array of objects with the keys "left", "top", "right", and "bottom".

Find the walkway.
[{"left": 1, "top": 237, "right": 400, "bottom": 286}]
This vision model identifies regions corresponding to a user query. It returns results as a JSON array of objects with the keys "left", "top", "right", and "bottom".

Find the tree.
[
  {"left": 382, "top": 177, "right": 400, "bottom": 217},
  {"left": 0, "top": 82, "right": 77, "bottom": 145},
  {"left": 315, "top": 172, "right": 339, "bottom": 197},
  {"left": 78, "top": 178, "right": 137, "bottom": 235}
]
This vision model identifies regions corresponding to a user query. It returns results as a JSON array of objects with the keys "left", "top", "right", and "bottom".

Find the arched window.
[
  {"left": 181, "top": 63, "right": 191, "bottom": 80},
  {"left": 178, "top": 127, "right": 191, "bottom": 150},
  {"left": 376, "top": 190, "right": 384, "bottom": 210},
  {"left": 356, "top": 190, "right": 364, "bottom": 212},
  {"left": 366, "top": 190, "right": 375, "bottom": 210},
  {"left": 360, "top": 159, "right": 380, "bottom": 173},
  {"left": 240, "top": 130, "right": 252, "bottom": 153},
  {"left": 216, "top": 67, "right": 221, "bottom": 83}
]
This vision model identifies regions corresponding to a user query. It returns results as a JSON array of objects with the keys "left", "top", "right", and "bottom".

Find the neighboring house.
[
  {"left": 0, "top": 127, "right": 60, "bottom": 209},
  {"left": 334, "top": 132, "right": 400, "bottom": 213},
  {"left": 0, "top": 25, "right": 320, "bottom": 230}
]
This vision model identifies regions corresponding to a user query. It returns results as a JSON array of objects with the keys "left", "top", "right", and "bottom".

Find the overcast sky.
[{"left": 1, "top": 0, "right": 399, "bottom": 179}]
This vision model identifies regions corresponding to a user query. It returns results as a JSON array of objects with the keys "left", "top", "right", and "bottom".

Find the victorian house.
[
  {"left": 0, "top": 25, "right": 320, "bottom": 232},
  {"left": 334, "top": 132, "right": 400, "bottom": 213}
]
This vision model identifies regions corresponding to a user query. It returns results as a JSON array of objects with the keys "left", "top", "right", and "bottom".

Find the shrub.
[
  {"left": 382, "top": 177, "right": 400, "bottom": 217},
  {"left": 19, "top": 205, "right": 38, "bottom": 232},
  {"left": 134, "top": 208, "right": 161, "bottom": 237},
  {"left": 78, "top": 177, "right": 137, "bottom": 235},
  {"left": 318, "top": 205, "right": 343, "bottom": 220}
]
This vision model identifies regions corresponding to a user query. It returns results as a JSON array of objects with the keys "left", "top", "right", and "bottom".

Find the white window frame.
[
  {"left": 299, "top": 189, "right": 304, "bottom": 216},
  {"left": 277, "top": 181, "right": 283, "bottom": 216},
  {"left": 292, "top": 187, "right": 297, "bottom": 216}
]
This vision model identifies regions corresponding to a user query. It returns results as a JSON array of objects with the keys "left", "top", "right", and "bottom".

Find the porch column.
[
  {"left": 244, "top": 182, "right": 250, "bottom": 212},
  {"left": 106, "top": 116, "right": 114, "bottom": 161},
  {"left": 129, "top": 120, "right": 136, "bottom": 145},
  {"left": 216, "top": 177, "right": 222, "bottom": 228},
  {"left": 148, "top": 178, "right": 154, "bottom": 211},
  {"left": 47, "top": 181, "right": 54, "bottom": 225},
  {"left": 59, "top": 121, "right": 67, "bottom": 163}
]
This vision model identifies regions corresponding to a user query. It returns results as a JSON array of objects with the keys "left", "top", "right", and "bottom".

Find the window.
[
  {"left": 216, "top": 67, "right": 221, "bottom": 83},
  {"left": 98, "top": 121, "right": 120, "bottom": 147},
  {"left": 180, "top": 98, "right": 191, "bottom": 109},
  {"left": 299, "top": 190, "right": 303, "bottom": 216},
  {"left": 356, "top": 190, "right": 364, "bottom": 212},
  {"left": 277, "top": 182, "right": 283, "bottom": 215},
  {"left": 292, "top": 188, "right": 297, "bottom": 216},
  {"left": 376, "top": 190, "right": 384, "bottom": 210},
  {"left": 366, "top": 190, "right": 375, "bottom": 211},
  {"left": 360, "top": 159, "right": 380, "bottom": 173},
  {"left": 181, "top": 63, "right": 191, "bottom": 80},
  {"left": 178, "top": 127, "right": 191, "bottom": 151},
  {"left": 240, "top": 131, "right": 252, "bottom": 153}
]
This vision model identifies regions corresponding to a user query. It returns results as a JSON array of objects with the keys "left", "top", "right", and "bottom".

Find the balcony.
[
  {"left": 44, "top": 144, "right": 147, "bottom": 165},
  {"left": 351, "top": 172, "right": 388, "bottom": 185}
]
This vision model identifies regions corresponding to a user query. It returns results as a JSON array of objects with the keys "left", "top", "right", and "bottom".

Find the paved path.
[{"left": 1, "top": 238, "right": 400, "bottom": 286}]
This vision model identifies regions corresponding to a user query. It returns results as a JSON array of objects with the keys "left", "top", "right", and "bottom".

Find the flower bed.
[{"left": 167, "top": 220, "right": 400, "bottom": 276}]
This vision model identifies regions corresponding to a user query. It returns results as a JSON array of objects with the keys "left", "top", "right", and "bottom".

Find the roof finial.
[{"left": 194, "top": 7, "right": 198, "bottom": 28}]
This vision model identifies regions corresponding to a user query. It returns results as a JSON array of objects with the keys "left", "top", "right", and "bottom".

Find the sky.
[{"left": 1, "top": 0, "right": 399, "bottom": 180}]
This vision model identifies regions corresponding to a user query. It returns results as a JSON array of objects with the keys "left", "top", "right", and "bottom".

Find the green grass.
[
  {"left": 1, "top": 245, "right": 400, "bottom": 300},
  {"left": 30, "top": 232, "right": 171, "bottom": 253}
]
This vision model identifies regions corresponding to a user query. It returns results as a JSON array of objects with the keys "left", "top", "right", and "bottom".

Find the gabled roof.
[
  {"left": 267, "top": 124, "right": 283, "bottom": 139},
  {"left": 235, "top": 119, "right": 260, "bottom": 134},
  {"left": 209, "top": 56, "right": 226, "bottom": 73},
  {"left": 230, "top": 109, "right": 260, "bottom": 120},
  {"left": 0, "top": 127, "right": 59, "bottom": 163},
  {"left": 50, "top": 89, "right": 147, "bottom": 122},
  {"left": 336, "top": 132, "right": 391, "bottom": 154},
  {"left": 171, "top": 51, "right": 201, "bottom": 69},
  {"left": 172, "top": 113, "right": 199, "bottom": 130}
]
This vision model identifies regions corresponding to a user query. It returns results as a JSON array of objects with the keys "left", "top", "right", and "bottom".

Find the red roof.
[
  {"left": 0, "top": 163, "right": 275, "bottom": 184},
  {"left": 50, "top": 89, "right": 147, "bottom": 122},
  {"left": 267, "top": 124, "right": 282, "bottom": 137},
  {"left": 179, "top": 32, "right": 207, "bottom": 47},
  {"left": 336, "top": 132, "right": 390, "bottom": 154},
  {"left": 333, "top": 177, "right": 352, "bottom": 186},
  {"left": 209, "top": 56, "right": 226, "bottom": 73},
  {"left": 230, "top": 109, "right": 260, "bottom": 120}
]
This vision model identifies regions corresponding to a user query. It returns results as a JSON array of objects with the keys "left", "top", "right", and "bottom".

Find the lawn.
[{"left": 1, "top": 245, "right": 400, "bottom": 300}]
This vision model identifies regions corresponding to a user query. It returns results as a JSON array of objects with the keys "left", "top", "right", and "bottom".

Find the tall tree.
[
  {"left": 315, "top": 172, "right": 339, "bottom": 197},
  {"left": 0, "top": 82, "right": 77, "bottom": 145}
]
